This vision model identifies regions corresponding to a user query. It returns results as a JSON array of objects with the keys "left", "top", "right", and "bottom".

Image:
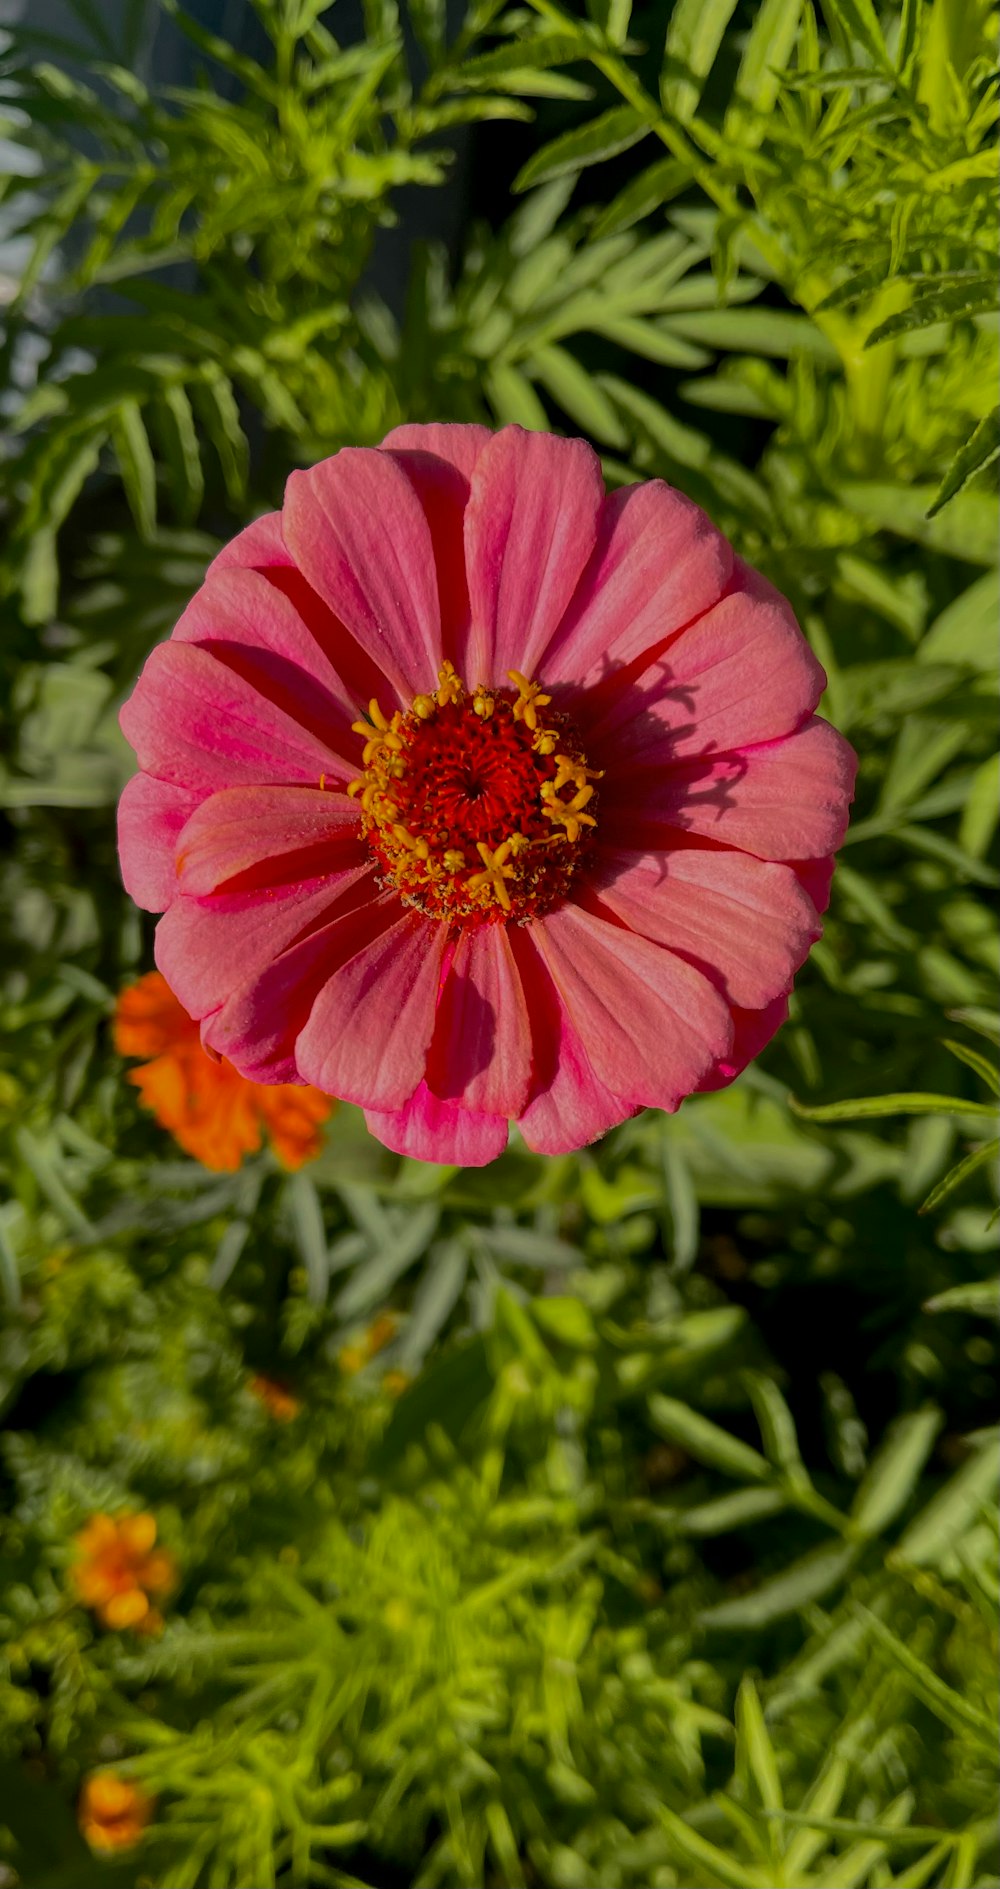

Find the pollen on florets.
[{"left": 348, "top": 664, "right": 601, "bottom": 923}]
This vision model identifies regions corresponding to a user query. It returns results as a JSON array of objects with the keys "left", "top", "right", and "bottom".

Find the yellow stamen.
[
  {"left": 467, "top": 840, "right": 516, "bottom": 912},
  {"left": 553, "top": 754, "right": 604, "bottom": 792},
  {"left": 436, "top": 661, "right": 463, "bottom": 708},
  {"left": 507, "top": 670, "right": 552, "bottom": 732}
]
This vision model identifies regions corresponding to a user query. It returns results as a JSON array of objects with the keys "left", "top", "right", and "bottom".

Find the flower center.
[{"left": 348, "top": 663, "right": 600, "bottom": 923}]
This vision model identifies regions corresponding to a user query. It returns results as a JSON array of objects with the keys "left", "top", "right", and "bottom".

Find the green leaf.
[
  {"left": 743, "top": 1372, "right": 805, "bottom": 1479},
  {"left": 0, "top": 1217, "right": 21, "bottom": 1311},
  {"left": 658, "top": 1805, "right": 770, "bottom": 1888},
  {"left": 369, "top": 1336, "right": 492, "bottom": 1474},
  {"left": 782, "top": 1760, "right": 851, "bottom": 1880},
  {"left": 919, "top": 1138, "right": 1000, "bottom": 1215},
  {"left": 648, "top": 1393, "right": 771, "bottom": 1483},
  {"left": 110, "top": 399, "right": 157, "bottom": 540},
  {"left": 513, "top": 105, "right": 649, "bottom": 192},
  {"left": 896, "top": 0, "right": 921, "bottom": 73},
  {"left": 395, "top": 1239, "right": 468, "bottom": 1371},
  {"left": 867, "top": 279, "right": 998, "bottom": 346},
  {"left": 736, "top": 1676, "right": 783, "bottom": 1814},
  {"left": 942, "top": 1039, "right": 999, "bottom": 1094},
  {"left": 333, "top": 1203, "right": 439, "bottom": 1319},
  {"left": 676, "top": 1486, "right": 789, "bottom": 1534},
  {"left": 699, "top": 1541, "right": 859, "bottom": 1629},
  {"left": 660, "top": 0, "right": 739, "bottom": 124},
  {"left": 924, "top": 1276, "right": 999, "bottom": 1317},
  {"left": 919, "top": 570, "right": 999, "bottom": 670},
  {"left": 532, "top": 1296, "right": 598, "bottom": 1350},
  {"left": 191, "top": 366, "right": 248, "bottom": 502},
  {"left": 485, "top": 361, "right": 550, "bottom": 429},
  {"left": 791, "top": 1093, "right": 998, "bottom": 1123},
  {"left": 590, "top": 157, "right": 689, "bottom": 238},
  {"left": 159, "top": 0, "right": 276, "bottom": 93},
  {"left": 476, "top": 1225, "right": 581, "bottom": 1269},
  {"left": 508, "top": 176, "right": 578, "bottom": 255},
  {"left": 528, "top": 344, "right": 628, "bottom": 445},
  {"left": 858, "top": 1610, "right": 998, "bottom": 1745},
  {"left": 959, "top": 756, "right": 1000, "bottom": 860},
  {"left": 589, "top": 315, "right": 710, "bottom": 368},
  {"left": 151, "top": 383, "right": 204, "bottom": 524},
  {"left": 658, "top": 307, "right": 838, "bottom": 359},
  {"left": 286, "top": 1172, "right": 330, "bottom": 1305},
  {"left": 850, "top": 1408, "right": 942, "bottom": 1537},
  {"left": 725, "top": 0, "right": 803, "bottom": 136},
  {"left": 894, "top": 1431, "right": 999, "bottom": 1568},
  {"left": 14, "top": 1127, "right": 95, "bottom": 1240},
  {"left": 820, "top": 0, "right": 891, "bottom": 67},
  {"left": 837, "top": 483, "right": 999, "bottom": 564},
  {"left": 927, "top": 408, "right": 1000, "bottom": 518},
  {"left": 661, "top": 1120, "right": 699, "bottom": 1271}
]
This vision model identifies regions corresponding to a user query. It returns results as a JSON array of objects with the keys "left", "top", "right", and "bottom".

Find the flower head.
[
  {"left": 114, "top": 970, "right": 333, "bottom": 1171},
  {"left": 249, "top": 1372, "right": 302, "bottom": 1421},
  {"left": 119, "top": 425, "right": 855, "bottom": 1165},
  {"left": 71, "top": 1511, "right": 176, "bottom": 1632},
  {"left": 78, "top": 1773, "right": 154, "bottom": 1853}
]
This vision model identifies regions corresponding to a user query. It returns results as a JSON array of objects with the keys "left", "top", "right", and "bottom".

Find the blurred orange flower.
[
  {"left": 338, "top": 1310, "right": 398, "bottom": 1376},
  {"left": 114, "top": 970, "right": 333, "bottom": 1171},
  {"left": 78, "top": 1773, "right": 154, "bottom": 1853},
  {"left": 249, "top": 1373, "right": 302, "bottom": 1422},
  {"left": 71, "top": 1512, "right": 176, "bottom": 1632}
]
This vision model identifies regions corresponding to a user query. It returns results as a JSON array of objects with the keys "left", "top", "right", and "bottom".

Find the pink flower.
[{"left": 118, "top": 425, "right": 856, "bottom": 1166}]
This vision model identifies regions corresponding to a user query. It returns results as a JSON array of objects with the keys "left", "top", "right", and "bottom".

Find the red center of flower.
[{"left": 349, "top": 663, "right": 600, "bottom": 923}]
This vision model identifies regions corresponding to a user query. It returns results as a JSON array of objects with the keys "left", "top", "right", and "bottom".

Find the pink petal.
[
  {"left": 120, "top": 641, "right": 349, "bottom": 793},
  {"left": 366, "top": 1081, "right": 508, "bottom": 1166},
  {"left": 425, "top": 925, "right": 532, "bottom": 1117},
  {"left": 588, "top": 563, "right": 825, "bottom": 760},
  {"left": 697, "top": 994, "right": 789, "bottom": 1091},
  {"left": 155, "top": 862, "right": 374, "bottom": 1023},
  {"left": 540, "top": 479, "right": 733, "bottom": 692},
  {"left": 201, "top": 513, "right": 390, "bottom": 720},
  {"left": 283, "top": 448, "right": 445, "bottom": 702},
  {"left": 792, "top": 856, "right": 836, "bottom": 915},
  {"left": 384, "top": 448, "right": 472, "bottom": 669},
  {"left": 208, "top": 510, "right": 291, "bottom": 575},
  {"left": 380, "top": 422, "right": 493, "bottom": 481},
  {"left": 171, "top": 566, "right": 362, "bottom": 761},
  {"left": 526, "top": 903, "right": 732, "bottom": 1115},
  {"left": 509, "top": 927, "right": 628, "bottom": 1155},
  {"left": 587, "top": 844, "right": 821, "bottom": 1010},
  {"left": 205, "top": 893, "right": 398, "bottom": 1083},
  {"left": 601, "top": 717, "right": 857, "bottom": 862},
  {"left": 117, "top": 774, "right": 204, "bottom": 912},
  {"left": 175, "top": 785, "right": 362, "bottom": 896},
  {"left": 294, "top": 911, "right": 448, "bottom": 1110},
  {"left": 463, "top": 426, "right": 605, "bottom": 685}
]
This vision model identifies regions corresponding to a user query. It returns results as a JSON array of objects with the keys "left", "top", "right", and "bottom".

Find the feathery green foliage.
[{"left": 0, "top": 0, "right": 996, "bottom": 1883}]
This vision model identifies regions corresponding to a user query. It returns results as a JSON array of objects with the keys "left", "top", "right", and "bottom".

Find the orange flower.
[
  {"left": 249, "top": 1373, "right": 302, "bottom": 1422},
  {"left": 114, "top": 971, "right": 333, "bottom": 1171},
  {"left": 79, "top": 1773, "right": 154, "bottom": 1854},
  {"left": 338, "top": 1310, "right": 398, "bottom": 1376},
  {"left": 71, "top": 1512, "right": 176, "bottom": 1632}
]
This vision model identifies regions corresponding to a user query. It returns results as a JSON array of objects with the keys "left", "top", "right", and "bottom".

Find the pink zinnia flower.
[{"left": 118, "top": 425, "right": 856, "bottom": 1166}]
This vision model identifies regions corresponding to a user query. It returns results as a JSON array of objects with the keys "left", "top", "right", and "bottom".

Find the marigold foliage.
[{"left": 0, "top": 0, "right": 996, "bottom": 1884}]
